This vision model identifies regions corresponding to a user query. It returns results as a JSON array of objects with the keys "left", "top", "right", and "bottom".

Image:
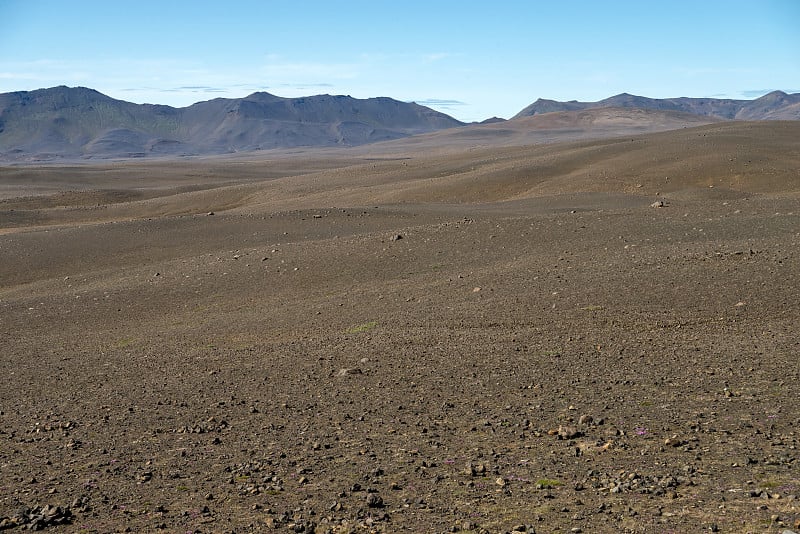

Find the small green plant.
[
  {"left": 115, "top": 337, "right": 135, "bottom": 348},
  {"left": 758, "top": 479, "right": 778, "bottom": 489},
  {"left": 346, "top": 321, "right": 378, "bottom": 334},
  {"left": 535, "top": 478, "right": 562, "bottom": 489}
]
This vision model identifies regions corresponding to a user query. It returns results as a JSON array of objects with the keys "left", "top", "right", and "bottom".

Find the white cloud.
[{"left": 422, "top": 53, "right": 451, "bottom": 63}]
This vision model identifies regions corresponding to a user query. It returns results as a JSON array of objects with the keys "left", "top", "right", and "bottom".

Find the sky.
[{"left": 1, "top": 0, "right": 799, "bottom": 122}]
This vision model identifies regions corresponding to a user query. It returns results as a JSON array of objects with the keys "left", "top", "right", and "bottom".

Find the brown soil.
[{"left": 1, "top": 122, "right": 799, "bottom": 533}]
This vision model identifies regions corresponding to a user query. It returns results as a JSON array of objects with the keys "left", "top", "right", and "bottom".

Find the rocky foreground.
[{"left": 1, "top": 122, "right": 799, "bottom": 533}]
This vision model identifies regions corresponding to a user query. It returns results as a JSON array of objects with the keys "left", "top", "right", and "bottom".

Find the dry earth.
[{"left": 1, "top": 121, "right": 800, "bottom": 533}]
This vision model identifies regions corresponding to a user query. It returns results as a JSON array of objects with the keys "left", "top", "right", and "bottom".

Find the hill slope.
[
  {"left": 0, "top": 86, "right": 464, "bottom": 161},
  {"left": 514, "top": 90, "right": 800, "bottom": 120},
  {"left": 357, "top": 107, "right": 721, "bottom": 154}
]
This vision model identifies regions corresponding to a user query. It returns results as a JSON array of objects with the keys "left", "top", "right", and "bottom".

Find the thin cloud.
[
  {"left": 741, "top": 89, "right": 776, "bottom": 98},
  {"left": 741, "top": 88, "right": 800, "bottom": 97},
  {"left": 175, "top": 86, "right": 227, "bottom": 92},
  {"left": 414, "top": 98, "right": 467, "bottom": 110},
  {"left": 422, "top": 53, "right": 451, "bottom": 63},
  {"left": 279, "top": 83, "right": 335, "bottom": 89},
  {"left": 0, "top": 71, "right": 38, "bottom": 80}
]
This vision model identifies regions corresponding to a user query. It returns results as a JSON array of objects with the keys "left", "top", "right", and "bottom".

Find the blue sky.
[{"left": 1, "top": 0, "right": 799, "bottom": 122}]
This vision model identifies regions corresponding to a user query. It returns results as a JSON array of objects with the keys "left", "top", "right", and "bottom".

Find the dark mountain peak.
[
  {"left": 3, "top": 86, "right": 113, "bottom": 107},
  {"left": 600, "top": 93, "right": 655, "bottom": 105},
  {"left": 513, "top": 97, "right": 587, "bottom": 117},
  {"left": 735, "top": 90, "right": 800, "bottom": 120},
  {"left": 243, "top": 91, "right": 282, "bottom": 102},
  {"left": 38, "top": 85, "right": 110, "bottom": 100},
  {"left": 752, "top": 90, "right": 794, "bottom": 103}
]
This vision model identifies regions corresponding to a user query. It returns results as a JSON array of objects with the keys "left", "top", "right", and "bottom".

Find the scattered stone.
[
  {"left": 71, "top": 496, "right": 90, "bottom": 513},
  {"left": 557, "top": 425, "right": 581, "bottom": 440},
  {"left": 390, "top": 234, "right": 403, "bottom": 241},
  {"left": 6, "top": 504, "right": 73, "bottom": 530},
  {"left": 664, "top": 435, "right": 684, "bottom": 447},
  {"left": 578, "top": 415, "right": 593, "bottom": 425},
  {"left": 206, "top": 211, "right": 214, "bottom": 216},
  {"left": 366, "top": 493, "right": 384, "bottom": 508},
  {"left": 650, "top": 200, "right": 667, "bottom": 208}
]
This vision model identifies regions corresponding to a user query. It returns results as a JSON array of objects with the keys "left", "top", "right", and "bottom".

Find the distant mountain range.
[
  {"left": 514, "top": 91, "right": 800, "bottom": 120},
  {"left": 1, "top": 86, "right": 799, "bottom": 161},
  {"left": 0, "top": 86, "right": 463, "bottom": 161}
]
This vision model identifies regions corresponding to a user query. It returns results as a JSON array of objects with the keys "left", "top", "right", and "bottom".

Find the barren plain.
[{"left": 1, "top": 120, "right": 800, "bottom": 533}]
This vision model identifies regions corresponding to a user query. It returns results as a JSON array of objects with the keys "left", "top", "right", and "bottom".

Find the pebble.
[
  {"left": 557, "top": 425, "right": 581, "bottom": 440},
  {"left": 365, "top": 494, "right": 384, "bottom": 508}
]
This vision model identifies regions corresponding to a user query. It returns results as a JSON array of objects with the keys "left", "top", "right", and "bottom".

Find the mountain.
[
  {"left": 514, "top": 91, "right": 800, "bottom": 120},
  {"left": 0, "top": 86, "right": 464, "bottom": 161}
]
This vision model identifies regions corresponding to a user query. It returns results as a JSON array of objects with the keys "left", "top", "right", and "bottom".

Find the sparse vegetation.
[
  {"left": 535, "top": 478, "right": 562, "bottom": 488},
  {"left": 346, "top": 321, "right": 378, "bottom": 334}
]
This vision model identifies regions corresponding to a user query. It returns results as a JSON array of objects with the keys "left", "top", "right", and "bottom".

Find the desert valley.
[{"left": 1, "top": 87, "right": 799, "bottom": 533}]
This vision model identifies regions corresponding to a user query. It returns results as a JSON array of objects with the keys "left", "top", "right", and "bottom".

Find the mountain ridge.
[
  {"left": 0, "top": 86, "right": 464, "bottom": 161},
  {"left": 514, "top": 90, "right": 800, "bottom": 120},
  {"left": 3, "top": 86, "right": 799, "bottom": 162}
]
